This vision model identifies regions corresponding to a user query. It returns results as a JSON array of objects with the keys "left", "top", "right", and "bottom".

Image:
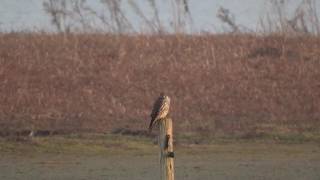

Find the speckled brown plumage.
[{"left": 148, "top": 93, "right": 171, "bottom": 132}]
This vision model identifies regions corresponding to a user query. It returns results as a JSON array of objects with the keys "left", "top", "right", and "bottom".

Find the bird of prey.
[{"left": 148, "top": 93, "right": 171, "bottom": 132}]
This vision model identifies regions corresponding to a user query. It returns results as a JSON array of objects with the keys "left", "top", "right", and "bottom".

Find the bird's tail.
[{"left": 148, "top": 119, "right": 154, "bottom": 133}]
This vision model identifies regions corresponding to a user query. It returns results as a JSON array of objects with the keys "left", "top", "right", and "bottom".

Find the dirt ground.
[{"left": 1, "top": 141, "right": 319, "bottom": 180}]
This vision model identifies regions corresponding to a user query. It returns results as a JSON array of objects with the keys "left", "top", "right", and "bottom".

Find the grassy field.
[
  {"left": 1, "top": 33, "right": 319, "bottom": 179},
  {"left": 1, "top": 134, "right": 320, "bottom": 180}
]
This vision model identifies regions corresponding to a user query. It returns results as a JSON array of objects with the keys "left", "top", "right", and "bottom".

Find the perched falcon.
[{"left": 148, "top": 93, "right": 171, "bottom": 132}]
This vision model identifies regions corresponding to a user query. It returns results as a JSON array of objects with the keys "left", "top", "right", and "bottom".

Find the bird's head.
[{"left": 160, "top": 93, "right": 170, "bottom": 103}]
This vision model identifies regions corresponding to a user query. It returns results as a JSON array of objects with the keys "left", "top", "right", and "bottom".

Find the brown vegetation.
[{"left": 0, "top": 33, "right": 319, "bottom": 136}]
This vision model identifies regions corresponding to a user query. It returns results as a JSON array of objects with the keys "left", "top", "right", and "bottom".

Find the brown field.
[{"left": 0, "top": 33, "right": 320, "bottom": 138}]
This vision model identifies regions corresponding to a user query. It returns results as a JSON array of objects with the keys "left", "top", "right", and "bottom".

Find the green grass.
[
  {"left": 0, "top": 132, "right": 319, "bottom": 156},
  {"left": 0, "top": 134, "right": 156, "bottom": 155},
  {"left": 1, "top": 133, "right": 320, "bottom": 180},
  {"left": 176, "top": 130, "right": 320, "bottom": 144}
]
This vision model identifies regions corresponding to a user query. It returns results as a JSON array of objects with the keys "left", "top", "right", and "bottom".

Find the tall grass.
[{"left": 0, "top": 33, "right": 319, "bottom": 136}]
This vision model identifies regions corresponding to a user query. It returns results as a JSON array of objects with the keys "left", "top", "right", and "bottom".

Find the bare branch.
[{"left": 217, "top": 7, "right": 239, "bottom": 33}]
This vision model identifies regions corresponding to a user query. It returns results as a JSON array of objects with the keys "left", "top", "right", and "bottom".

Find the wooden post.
[{"left": 159, "top": 117, "right": 174, "bottom": 180}]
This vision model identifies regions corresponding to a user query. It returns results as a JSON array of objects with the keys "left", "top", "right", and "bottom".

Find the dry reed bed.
[{"left": 0, "top": 33, "right": 319, "bottom": 135}]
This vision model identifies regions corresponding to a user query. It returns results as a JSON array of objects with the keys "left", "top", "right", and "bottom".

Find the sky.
[{"left": 0, "top": 0, "right": 317, "bottom": 33}]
